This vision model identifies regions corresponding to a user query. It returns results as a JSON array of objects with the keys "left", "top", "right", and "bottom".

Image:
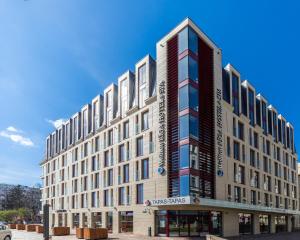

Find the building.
[{"left": 40, "top": 18, "right": 299, "bottom": 237}]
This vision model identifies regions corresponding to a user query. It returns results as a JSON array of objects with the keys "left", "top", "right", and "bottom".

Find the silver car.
[{"left": 0, "top": 225, "right": 11, "bottom": 240}]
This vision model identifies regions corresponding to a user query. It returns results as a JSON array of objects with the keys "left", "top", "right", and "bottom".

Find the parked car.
[{"left": 0, "top": 225, "right": 11, "bottom": 240}]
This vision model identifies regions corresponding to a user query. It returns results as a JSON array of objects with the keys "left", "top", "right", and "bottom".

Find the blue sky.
[{"left": 0, "top": 0, "right": 299, "bottom": 186}]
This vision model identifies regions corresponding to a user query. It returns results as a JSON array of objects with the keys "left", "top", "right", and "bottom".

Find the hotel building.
[{"left": 40, "top": 18, "right": 299, "bottom": 237}]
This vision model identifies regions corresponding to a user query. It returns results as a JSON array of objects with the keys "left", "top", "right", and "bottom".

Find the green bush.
[{"left": 0, "top": 208, "right": 33, "bottom": 223}]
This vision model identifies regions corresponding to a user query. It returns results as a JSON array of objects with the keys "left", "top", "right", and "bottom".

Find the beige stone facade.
[{"left": 40, "top": 18, "right": 299, "bottom": 237}]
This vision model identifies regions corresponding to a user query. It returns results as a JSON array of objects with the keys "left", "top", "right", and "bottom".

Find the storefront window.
[
  {"left": 106, "top": 212, "right": 113, "bottom": 233},
  {"left": 239, "top": 213, "right": 253, "bottom": 235},
  {"left": 275, "top": 216, "right": 287, "bottom": 232},
  {"left": 155, "top": 211, "right": 222, "bottom": 237},
  {"left": 120, "top": 211, "right": 133, "bottom": 233},
  {"left": 72, "top": 213, "right": 79, "bottom": 228},
  {"left": 259, "top": 214, "right": 270, "bottom": 234}
]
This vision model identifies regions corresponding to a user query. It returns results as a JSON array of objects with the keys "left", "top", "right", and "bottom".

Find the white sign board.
[{"left": 144, "top": 196, "right": 200, "bottom": 206}]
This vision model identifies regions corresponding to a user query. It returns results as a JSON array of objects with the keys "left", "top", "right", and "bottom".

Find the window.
[
  {"left": 256, "top": 99, "right": 261, "bottom": 126},
  {"left": 178, "top": 27, "right": 198, "bottom": 54},
  {"left": 108, "top": 169, "right": 113, "bottom": 186},
  {"left": 123, "top": 121, "right": 129, "bottom": 139},
  {"left": 120, "top": 79, "right": 128, "bottom": 117},
  {"left": 254, "top": 132, "right": 258, "bottom": 149},
  {"left": 180, "top": 144, "right": 189, "bottom": 168},
  {"left": 179, "top": 84, "right": 199, "bottom": 112},
  {"left": 119, "top": 144, "right": 125, "bottom": 162},
  {"left": 104, "top": 190, "right": 109, "bottom": 206},
  {"left": 136, "top": 184, "right": 144, "bottom": 204},
  {"left": 227, "top": 137, "right": 231, "bottom": 157},
  {"left": 248, "top": 89, "right": 255, "bottom": 126},
  {"left": 95, "top": 137, "right": 99, "bottom": 152},
  {"left": 179, "top": 114, "right": 198, "bottom": 139},
  {"left": 104, "top": 151, "right": 109, "bottom": 167},
  {"left": 139, "top": 64, "right": 147, "bottom": 108},
  {"left": 141, "top": 111, "right": 149, "bottom": 131},
  {"left": 108, "top": 129, "right": 113, "bottom": 146},
  {"left": 92, "top": 156, "right": 98, "bottom": 171},
  {"left": 241, "top": 86, "right": 248, "bottom": 116},
  {"left": 238, "top": 122, "right": 244, "bottom": 141},
  {"left": 139, "top": 64, "right": 147, "bottom": 85},
  {"left": 250, "top": 149, "right": 256, "bottom": 167},
  {"left": 262, "top": 101, "right": 267, "bottom": 134},
  {"left": 222, "top": 70, "right": 230, "bottom": 103},
  {"left": 123, "top": 164, "right": 129, "bottom": 183},
  {"left": 136, "top": 137, "right": 143, "bottom": 157},
  {"left": 234, "top": 186, "right": 241, "bottom": 203},
  {"left": 178, "top": 56, "right": 198, "bottom": 82},
  {"left": 180, "top": 175, "right": 190, "bottom": 196},
  {"left": 119, "top": 187, "right": 125, "bottom": 205},
  {"left": 232, "top": 73, "right": 240, "bottom": 115},
  {"left": 233, "top": 141, "right": 240, "bottom": 161},
  {"left": 141, "top": 159, "right": 149, "bottom": 179}
]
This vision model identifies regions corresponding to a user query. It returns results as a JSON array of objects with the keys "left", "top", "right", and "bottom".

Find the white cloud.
[
  {"left": 46, "top": 118, "right": 66, "bottom": 128},
  {"left": 6, "top": 126, "right": 19, "bottom": 132},
  {"left": 0, "top": 127, "right": 34, "bottom": 147}
]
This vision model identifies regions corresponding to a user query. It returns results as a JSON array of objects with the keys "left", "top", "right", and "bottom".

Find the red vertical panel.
[
  {"left": 167, "top": 36, "right": 179, "bottom": 197},
  {"left": 198, "top": 38, "right": 215, "bottom": 198}
]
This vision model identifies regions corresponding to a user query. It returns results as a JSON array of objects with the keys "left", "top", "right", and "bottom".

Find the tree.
[{"left": 6, "top": 185, "right": 25, "bottom": 209}]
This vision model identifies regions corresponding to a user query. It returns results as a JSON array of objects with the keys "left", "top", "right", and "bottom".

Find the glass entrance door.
[{"left": 155, "top": 211, "right": 167, "bottom": 236}]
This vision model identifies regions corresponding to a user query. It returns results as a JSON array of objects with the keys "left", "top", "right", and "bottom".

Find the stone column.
[
  {"left": 223, "top": 211, "right": 239, "bottom": 237},
  {"left": 253, "top": 214, "right": 260, "bottom": 234},
  {"left": 113, "top": 210, "right": 119, "bottom": 234},
  {"left": 287, "top": 215, "right": 292, "bottom": 232},
  {"left": 270, "top": 214, "right": 276, "bottom": 233}
]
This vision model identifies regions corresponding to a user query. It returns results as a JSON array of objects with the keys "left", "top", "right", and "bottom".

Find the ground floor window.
[
  {"left": 275, "top": 216, "right": 287, "bottom": 233},
  {"left": 83, "top": 213, "right": 88, "bottom": 227},
  {"left": 119, "top": 211, "right": 133, "bottom": 233},
  {"left": 106, "top": 212, "right": 113, "bottom": 233},
  {"left": 259, "top": 214, "right": 270, "bottom": 233},
  {"left": 155, "top": 210, "right": 222, "bottom": 237},
  {"left": 72, "top": 213, "right": 79, "bottom": 228},
  {"left": 238, "top": 213, "right": 252, "bottom": 235},
  {"left": 92, "top": 212, "right": 102, "bottom": 228},
  {"left": 58, "top": 214, "right": 63, "bottom": 227}
]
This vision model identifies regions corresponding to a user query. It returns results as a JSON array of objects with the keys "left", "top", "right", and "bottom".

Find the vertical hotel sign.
[
  {"left": 158, "top": 79, "right": 166, "bottom": 175},
  {"left": 216, "top": 88, "right": 224, "bottom": 177}
]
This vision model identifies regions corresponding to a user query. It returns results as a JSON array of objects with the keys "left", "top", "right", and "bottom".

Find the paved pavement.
[{"left": 10, "top": 230, "right": 300, "bottom": 240}]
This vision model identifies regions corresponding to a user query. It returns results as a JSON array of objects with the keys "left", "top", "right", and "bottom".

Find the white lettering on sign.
[
  {"left": 158, "top": 80, "right": 166, "bottom": 175},
  {"left": 145, "top": 196, "right": 200, "bottom": 206},
  {"left": 216, "top": 88, "right": 224, "bottom": 177}
]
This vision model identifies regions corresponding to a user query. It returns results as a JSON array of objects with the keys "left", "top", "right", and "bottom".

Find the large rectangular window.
[
  {"left": 178, "top": 27, "right": 198, "bottom": 55},
  {"left": 136, "top": 137, "right": 143, "bottom": 157},
  {"left": 179, "top": 84, "right": 199, "bottom": 112},
  {"left": 232, "top": 73, "right": 240, "bottom": 115},
  {"left": 141, "top": 159, "right": 149, "bottom": 179},
  {"left": 179, "top": 114, "right": 198, "bottom": 140},
  {"left": 248, "top": 89, "right": 255, "bottom": 126},
  {"left": 180, "top": 175, "right": 190, "bottom": 196},
  {"left": 222, "top": 70, "right": 230, "bottom": 103},
  {"left": 123, "top": 164, "right": 129, "bottom": 183},
  {"left": 123, "top": 121, "right": 129, "bottom": 139},
  {"left": 262, "top": 101, "right": 267, "bottom": 134},
  {"left": 178, "top": 56, "right": 198, "bottom": 82},
  {"left": 179, "top": 144, "right": 198, "bottom": 169},
  {"left": 241, "top": 86, "right": 247, "bottom": 116},
  {"left": 141, "top": 111, "right": 149, "bottom": 131},
  {"left": 136, "top": 184, "right": 144, "bottom": 204}
]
